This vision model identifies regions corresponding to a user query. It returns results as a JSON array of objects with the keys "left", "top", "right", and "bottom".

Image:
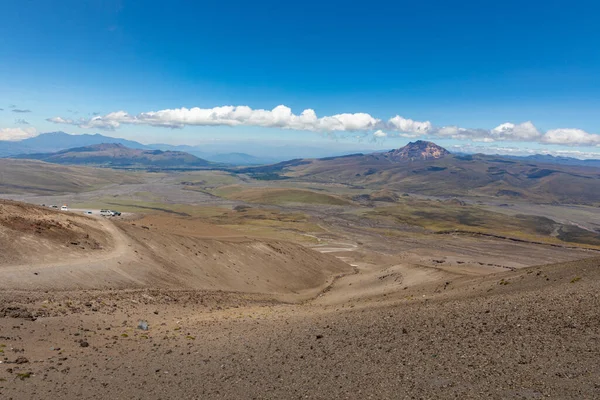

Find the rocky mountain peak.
[{"left": 387, "top": 140, "right": 450, "bottom": 161}]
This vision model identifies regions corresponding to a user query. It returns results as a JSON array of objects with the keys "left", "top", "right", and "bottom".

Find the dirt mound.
[
  {"left": 369, "top": 189, "right": 399, "bottom": 202},
  {"left": 0, "top": 200, "right": 111, "bottom": 265},
  {"left": 114, "top": 216, "right": 352, "bottom": 299},
  {"left": 0, "top": 201, "right": 352, "bottom": 299}
]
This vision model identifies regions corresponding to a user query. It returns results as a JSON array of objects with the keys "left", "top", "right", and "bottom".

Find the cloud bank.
[
  {"left": 47, "top": 104, "right": 600, "bottom": 147},
  {"left": 450, "top": 144, "right": 600, "bottom": 160},
  {"left": 49, "top": 106, "right": 385, "bottom": 133},
  {"left": 0, "top": 127, "right": 38, "bottom": 141}
]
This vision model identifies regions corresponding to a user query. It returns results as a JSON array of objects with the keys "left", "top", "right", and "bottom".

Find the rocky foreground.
[{"left": 1, "top": 257, "right": 599, "bottom": 399}]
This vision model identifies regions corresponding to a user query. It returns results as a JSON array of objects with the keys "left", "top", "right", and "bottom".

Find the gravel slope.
[{"left": 1, "top": 257, "right": 598, "bottom": 399}]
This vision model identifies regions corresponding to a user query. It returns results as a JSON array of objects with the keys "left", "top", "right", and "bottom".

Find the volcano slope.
[
  {"left": 1, "top": 251, "right": 598, "bottom": 398},
  {"left": 0, "top": 200, "right": 351, "bottom": 298},
  {"left": 0, "top": 200, "right": 599, "bottom": 399}
]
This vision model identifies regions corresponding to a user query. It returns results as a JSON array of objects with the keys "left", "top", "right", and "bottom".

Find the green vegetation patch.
[
  {"left": 364, "top": 198, "right": 600, "bottom": 247},
  {"left": 217, "top": 187, "right": 352, "bottom": 206}
]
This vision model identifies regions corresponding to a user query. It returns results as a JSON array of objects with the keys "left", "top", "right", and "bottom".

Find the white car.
[
  {"left": 100, "top": 209, "right": 114, "bottom": 216},
  {"left": 60, "top": 205, "right": 69, "bottom": 211}
]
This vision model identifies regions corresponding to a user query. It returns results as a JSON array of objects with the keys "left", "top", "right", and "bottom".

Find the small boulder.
[{"left": 138, "top": 320, "right": 149, "bottom": 331}]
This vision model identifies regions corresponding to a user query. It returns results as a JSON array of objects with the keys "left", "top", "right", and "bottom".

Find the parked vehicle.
[
  {"left": 83, "top": 211, "right": 93, "bottom": 215},
  {"left": 60, "top": 205, "right": 68, "bottom": 211},
  {"left": 100, "top": 209, "right": 114, "bottom": 216},
  {"left": 111, "top": 210, "right": 122, "bottom": 216}
]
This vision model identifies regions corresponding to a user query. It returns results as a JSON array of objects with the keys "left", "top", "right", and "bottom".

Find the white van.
[
  {"left": 100, "top": 209, "right": 114, "bottom": 216},
  {"left": 60, "top": 205, "right": 68, "bottom": 211}
]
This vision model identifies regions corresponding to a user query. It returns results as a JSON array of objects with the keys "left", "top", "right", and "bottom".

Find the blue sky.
[{"left": 1, "top": 0, "right": 600, "bottom": 157}]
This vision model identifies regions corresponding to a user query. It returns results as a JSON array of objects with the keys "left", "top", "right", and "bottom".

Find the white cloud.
[
  {"left": 373, "top": 130, "right": 387, "bottom": 138},
  {"left": 46, "top": 104, "right": 600, "bottom": 147},
  {"left": 81, "top": 115, "right": 122, "bottom": 130},
  {"left": 387, "top": 115, "right": 432, "bottom": 133},
  {"left": 450, "top": 143, "right": 600, "bottom": 160},
  {"left": 426, "top": 121, "right": 599, "bottom": 146},
  {"left": 490, "top": 121, "right": 541, "bottom": 141},
  {"left": 541, "top": 128, "right": 600, "bottom": 146},
  {"left": 47, "top": 116, "right": 74, "bottom": 124},
  {"left": 48, "top": 105, "right": 384, "bottom": 133},
  {"left": 0, "top": 127, "right": 38, "bottom": 141}
]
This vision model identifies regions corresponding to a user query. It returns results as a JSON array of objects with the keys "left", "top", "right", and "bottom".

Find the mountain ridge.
[
  {"left": 12, "top": 143, "right": 211, "bottom": 168},
  {"left": 237, "top": 142, "right": 600, "bottom": 204},
  {"left": 2, "top": 132, "right": 600, "bottom": 167}
]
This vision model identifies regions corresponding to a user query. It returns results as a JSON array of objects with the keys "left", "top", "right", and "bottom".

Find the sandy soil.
[
  {"left": 1, "top": 200, "right": 599, "bottom": 399},
  {"left": 0, "top": 202, "right": 351, "bottom": 299},
  {"left": 1, "top": 257, "right": 599, "bottom": 399}
]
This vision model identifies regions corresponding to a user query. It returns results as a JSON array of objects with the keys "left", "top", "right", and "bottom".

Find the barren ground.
[{"left": 1, "top": 170, "right": 599, "bottom": 399}]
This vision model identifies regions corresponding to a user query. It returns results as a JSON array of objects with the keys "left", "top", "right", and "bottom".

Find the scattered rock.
[
  {"left": 138, "top": 320, "right": 149, "bottom": 331},
  {"left": 1, "top": 306, "right": 35, "bottom": 321}
]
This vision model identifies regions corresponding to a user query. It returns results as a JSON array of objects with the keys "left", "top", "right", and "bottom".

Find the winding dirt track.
[
  {"left": 0, "top": 217, "right": 145, "bottom": 290},
  {"left": 1, "top": 216, "right": 130, "bottom": 270},
  {"left": 0, "top": 204, "right": 353, "bottom": 297}
]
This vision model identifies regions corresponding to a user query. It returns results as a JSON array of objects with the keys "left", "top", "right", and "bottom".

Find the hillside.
[
  {"left": 14, "top": 143, "right": 211, "bottom": 168},
  {"left": 0, "top": 200, "right": 351, "bottom": 296},
  {"left": 0, "top": 200, "right": 113, "bottom": 265},
  {"left": 2, "top": 200, "right": 599, "bottom": 398},
  {"left": 215, "top": 187, "right": 353, "bottom": 206},
  {"left": 245, "top": 141, "right": 600, "bottom": 204},
  {"left": 0, "top": 159, "right": 142, "bottom": 194}
]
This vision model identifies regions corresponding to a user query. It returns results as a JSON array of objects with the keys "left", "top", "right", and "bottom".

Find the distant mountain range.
[
  {"left": 2, "top": 131, "right": 600, "bottom": 168},
  {"left": 240, "top": 140, "right": 600, "bottom": 204},
  {"left": 0, "top": 132, "right": 279, "bottom": 165},
  {"left": 13, "top": 143, "right": 210, "bottom": 168},
  {"left": 504, "top": 154, "right": 600, "bottom": 168},
  {"left": 0, "top": 132, "right": 149, "bottom": 156},
  {"left": 5, "top": 139, "right": 600, "bottom": 204},
  {"left": 0, "top": 132, "right": 362, "bottom": 165}
]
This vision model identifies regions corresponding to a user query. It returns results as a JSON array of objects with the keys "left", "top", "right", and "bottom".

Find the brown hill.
[
  {"left": 0, "top": 200, "right": 112, "bottom": 265},
  {"left": 0, "top": 200, "right": 352, "bottom": 299},
  {"left": 0, "top": 159, "right": 142, "bottom": 194},
  {"left": 14, "top": 143, "right": 210, "bottom": 168}
]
